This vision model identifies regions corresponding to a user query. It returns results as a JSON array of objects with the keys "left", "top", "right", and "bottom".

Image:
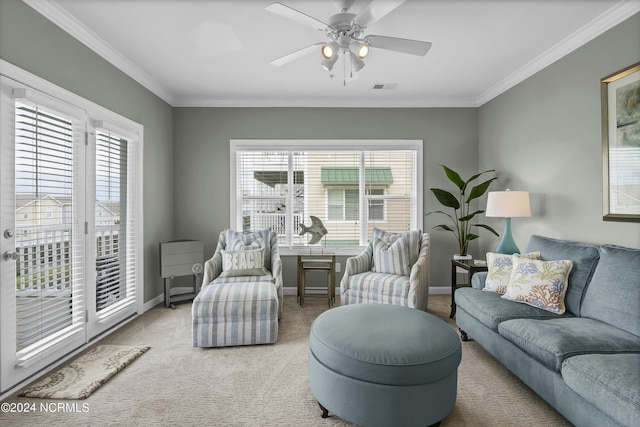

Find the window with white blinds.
[
  {"left": 231, "top": 140, "right": 422, "bottom": 251},
  {"left": 14, "top": 100, "right": 86, "bottom": 353}
]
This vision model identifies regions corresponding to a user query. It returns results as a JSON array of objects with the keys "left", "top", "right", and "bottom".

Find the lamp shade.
[{"left": 485, "top": 190, "right": 531, "bottom": 218}]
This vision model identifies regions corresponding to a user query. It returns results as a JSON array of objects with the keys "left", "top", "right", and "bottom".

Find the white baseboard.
[
  {"left": 143, "top": 293, "right": 165, "bottom": 312},
  {"left": 144, "top": 287, "right": 196, "bottom": 312},
  {"left": 283, "top": 286, "right": 451, "bottom": 295}
]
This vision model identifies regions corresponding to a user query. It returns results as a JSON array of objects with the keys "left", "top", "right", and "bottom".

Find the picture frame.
[{"left": 601, "top": 62, "right": 640, "bottom": 222}]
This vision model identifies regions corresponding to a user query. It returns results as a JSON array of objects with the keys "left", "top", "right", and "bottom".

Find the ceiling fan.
[{"left": 265, "top": 0, "right": 432, "bottom": 82}]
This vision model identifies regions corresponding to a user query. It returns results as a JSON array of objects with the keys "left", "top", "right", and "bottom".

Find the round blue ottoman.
[{"left": 308, "top": 304, "right": 461, "bottom": 427}]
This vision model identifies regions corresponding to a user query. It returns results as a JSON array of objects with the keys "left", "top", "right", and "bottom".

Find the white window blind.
[
  {"left": 609, "top": 147, "right": 640, "bottom": 214},
  {"left": 95, "top": 129, "right": 138, "bottom": 316},
  {"left": 232, "top": 140, "right": 421, "bottom": 251},
  {"left": 14, "top": 100, "right": 85, "bottom": 353}
]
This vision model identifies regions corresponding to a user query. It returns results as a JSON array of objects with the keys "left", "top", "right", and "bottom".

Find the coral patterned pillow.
[
  {"left": 501, "top": 255, "right": 573, "bottom": 314},
  {"left": 483, "top": 251, "right": 541, "bottom": 294}
]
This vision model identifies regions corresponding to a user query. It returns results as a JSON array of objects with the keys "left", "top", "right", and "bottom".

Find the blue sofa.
[{"left": 455, "top": 235, "right": 640, "bottom": 427}]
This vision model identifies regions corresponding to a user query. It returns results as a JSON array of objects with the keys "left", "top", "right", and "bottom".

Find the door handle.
[{"left": 3, "top": 251, "right": 19, "bottom": 261}]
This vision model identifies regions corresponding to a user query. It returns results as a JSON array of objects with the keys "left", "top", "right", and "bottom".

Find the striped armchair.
[
  {"left": 340, "top": 229, "right": 430, "bottom": 310},
  {"left": 192, "top": 229, "right": 282, "bottom": 347}
]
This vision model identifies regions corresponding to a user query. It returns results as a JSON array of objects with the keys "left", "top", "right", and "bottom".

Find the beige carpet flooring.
[{"left": 0, "top": 295, "right": 572, "bottom": 426}]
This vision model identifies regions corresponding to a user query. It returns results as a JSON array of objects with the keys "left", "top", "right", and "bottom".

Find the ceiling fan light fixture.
[
  {"left": 322, "top": 54, "right": 339, "bottom": 72},
  {"left": 355, "top": 42, "right": 369, "bottom": 58},
  {"left": 321, "top": 42, "right": 339, "bottom": 59},
  {"left": 350, "top": 52, "right": 365, "bottom": 72}
]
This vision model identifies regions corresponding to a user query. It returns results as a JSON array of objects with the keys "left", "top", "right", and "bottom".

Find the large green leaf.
[
  {"left": 459, "top": 210, "right": 484, "bottom": 221},
  {"left": 462, "top": 169, "right": 496, "bottom": 193},
  {"left": 466, "top": 177, "right": 498, "bottom": 202},
  {"left": 442, "top": 165, "right": 465, "bottom": 190},
  {"left": 466, "top": 234, "right": 480, "bottom": 241},
  {"left": 431, "top": 188, "right": 460, "bottom": 209},
  {"left": 473, "top": 223, "right": 500, "bottom": 236},
  {"left": 433, "top": 224, "right": 455, "bottom": 232}
]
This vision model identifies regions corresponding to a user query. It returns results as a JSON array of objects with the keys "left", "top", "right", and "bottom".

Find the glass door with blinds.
[
  {"left": 86, "top": 126, "right": 139, "bottom": 338},
  {"left": 0, "top": 74, "right": 142, "bottom": 394},
  {"left": 0, "top": 78, "right": 87, "bottom": 389}
]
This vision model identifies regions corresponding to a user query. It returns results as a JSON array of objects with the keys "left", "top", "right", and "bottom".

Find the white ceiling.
[{"left": 24, "top": 0, "right": 640, "bottom": 107}]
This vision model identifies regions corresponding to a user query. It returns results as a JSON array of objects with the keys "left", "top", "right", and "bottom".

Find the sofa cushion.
[
  {"left": 562, "top": 353, "right": 640, "bottom": 427},
  {"left": 212, "top": 270, "right": 274, "bottom": 285},
  {"left": 498, "top": 317, "right": 640, "bottom": 372},
  {"left": 581, "top": 244, "right": 640, "bottom": 337},
  {"left": 526, "top": 235, "right": 600, "bottom": 316},
  {"left": 501, "top": 257, "right": 572, "bottom": 314},
  {"left": 483, "top": 251, "right": 540, "bottom": 294},
  {"left": 454, "top": 288, "right": 573, "bottom": 331}
]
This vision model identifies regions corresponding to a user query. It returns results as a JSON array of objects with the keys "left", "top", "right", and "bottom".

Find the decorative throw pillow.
[
  {"left": 372, "top": 237, "right": 411, "bottom": 276},
  {"left": 222, "top": 228, "right": 271, "bottom": 269},
  {"left": 501, "top": 255, "right": 573, "bottom": 314},
  {"left": 372, "top": 228, "right": 421, "bottom": 267},
  {"left": 229, "top": 237, "right": 264, "bottom": 252},
  {"left": 483, "top": 251, "right": 541, "bottom": 294},
  {"left": 219, "top": 248, "right": 268, "bottom": 278}
]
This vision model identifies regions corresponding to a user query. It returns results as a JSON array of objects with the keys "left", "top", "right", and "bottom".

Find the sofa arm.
[
  {"left": 340, "top": 246, "right": 373, "bottom": 295},
  {"left": 472, "top": 271, "right": 488, "bottom": 290},
  {"left": 408, "top": 254, "right": 429, "bottom": 310},
  {"left": 271, "top": 250, "right": 283, "bottom": 318},
  {"left": 202, "top": 251, "right": 222, "bottom": 290}
]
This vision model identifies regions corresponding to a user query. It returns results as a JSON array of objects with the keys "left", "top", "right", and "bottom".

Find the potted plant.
[{"left": 426, "top": 165, "right": 499, "bottom": 256}]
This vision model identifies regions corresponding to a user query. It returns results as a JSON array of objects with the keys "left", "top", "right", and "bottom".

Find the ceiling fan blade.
[
  {"left": 354, "top": 0, "right": 406, "bottom": 28},
  {"left": 269, "top": 42, "right": 324, "bottom": 67},
  {"left": 365, "top": 35, "right": 432, "bottom": 56},
  {"left": 265, "top": 2, "right": 327, "bottom": 31}
]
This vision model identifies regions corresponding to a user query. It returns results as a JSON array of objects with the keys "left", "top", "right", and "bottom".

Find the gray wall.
[
  {"left": 173, "top": 107, "right": 479, "bottom": 289},
  {"left": 478, "top": 12, "right": 640, "bottom": 253},
  {"left": 0, "top": 0, "right": 175, "bottom": 303}
]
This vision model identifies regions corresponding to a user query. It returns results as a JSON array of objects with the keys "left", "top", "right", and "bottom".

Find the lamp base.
[{"left": 495, "top": 218, "right": 520, "bottom": 255}]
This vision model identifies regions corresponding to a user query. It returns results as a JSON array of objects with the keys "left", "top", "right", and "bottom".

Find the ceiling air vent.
[{"left": 372, "top": 83, "right": 398, "bottom": 90}]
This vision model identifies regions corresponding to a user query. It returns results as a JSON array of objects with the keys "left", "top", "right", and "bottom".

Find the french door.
[{"left": 0, "top": 75, "right": 141, "bottom": 393}]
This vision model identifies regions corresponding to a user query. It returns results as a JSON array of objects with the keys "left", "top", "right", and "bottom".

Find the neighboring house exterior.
[
  {"left": 15, "top": 195, "right": 67, "bottom": 228},
  {"left": 245, "top": 151, "right": 414, "bottom": 246},
  {"left": 15, "top": 195, "right": 120, "bottom": 227}
]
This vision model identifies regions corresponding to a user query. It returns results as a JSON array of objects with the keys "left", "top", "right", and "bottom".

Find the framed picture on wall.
[{"left": 601, "top": 62, "right": 640, "bottom": 222}]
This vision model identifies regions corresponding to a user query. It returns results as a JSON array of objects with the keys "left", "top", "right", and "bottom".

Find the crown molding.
[
  {"left": 476, "top": 0, "right": 640, "bottom": 106},
  {"left": 22, "top": 0, "right": 178, "bottom": 106},
  {"left": 22, "top": 0, "right": 640, "bottom": 109},
  {"left": 173, "top": 96, "right": 479, "bottom": 108}
]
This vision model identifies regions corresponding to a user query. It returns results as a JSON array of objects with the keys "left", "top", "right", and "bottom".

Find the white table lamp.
[{"left": 485, "top": 189, "right": 531, "bottom": 254}]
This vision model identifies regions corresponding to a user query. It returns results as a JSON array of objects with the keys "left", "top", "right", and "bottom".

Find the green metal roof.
[{"left": 321, "top": 167, "right": 393, "bottom": 185}]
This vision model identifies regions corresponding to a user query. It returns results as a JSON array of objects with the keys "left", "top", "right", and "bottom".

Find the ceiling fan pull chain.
[{"left": 343, "top": 53, "right": 347, "bottom": 86}]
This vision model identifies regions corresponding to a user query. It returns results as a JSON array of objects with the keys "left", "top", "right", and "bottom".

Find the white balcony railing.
[
  {"left": 15, "top": 224, "right": 120, "bottom": 296},
  {"left": 249, "top": 212, "right": 301, "bottom": 239}
]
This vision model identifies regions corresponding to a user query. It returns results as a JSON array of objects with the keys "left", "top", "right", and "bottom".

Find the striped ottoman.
[
  {"left": 309, "top": 304, "right": 461, "bottom": 427},
  {"left": 192, "top": 281, "right": 278, "bottom": 347}
]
